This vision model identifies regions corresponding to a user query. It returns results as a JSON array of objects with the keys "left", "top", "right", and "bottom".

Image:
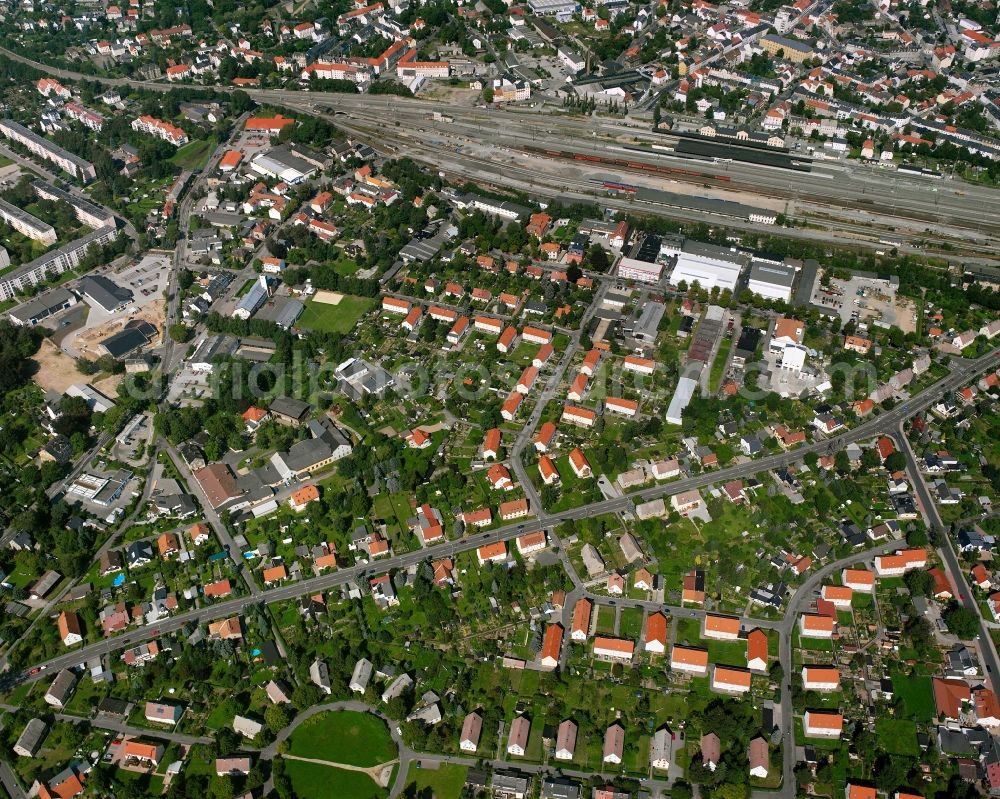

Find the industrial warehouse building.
[
  {"left": 8, "top": 287, "right": 78, "bottom": 326},
  {"left": 250, "top": 147, "right": 318, "bottom": 184},
  {"left": 99, "top": 320, "right": 158, "bottom": 358},
  {"left": 747, "top": 259, "right": 798, "bottom": 302},
  {"left": 669, "top": 241, "right": 749, "bottom": 292}
]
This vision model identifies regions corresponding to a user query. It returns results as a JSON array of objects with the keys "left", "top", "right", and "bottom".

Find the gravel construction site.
[
  {"left": 32, "top": 338, "right": 81, "bottom": 394},
  {"left": 69, "top": 298, "right": 166, "bottom": 360}
]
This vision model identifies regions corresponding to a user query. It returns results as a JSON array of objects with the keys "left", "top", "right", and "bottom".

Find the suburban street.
[
  {"left": 896, "top": 422, "right": 1000, "bottom": 687},
  {"left": 510, "top": 280, "right": 610, "bottom": 510},
  {"left": 162, "top": 443, "right": 263, "bottom": 596}
]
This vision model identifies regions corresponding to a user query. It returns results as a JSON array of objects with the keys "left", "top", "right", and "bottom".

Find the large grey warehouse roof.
[
  {"left": 748, "top": 259, "right": 797, "bottom": 288},
  {"left": 79, "top": 274, "right": 133, "bottom": 312}
]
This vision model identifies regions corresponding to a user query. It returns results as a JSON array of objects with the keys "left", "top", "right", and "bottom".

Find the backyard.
[{"left": 402, "top": 762, "right": 468, "bottom": 799}]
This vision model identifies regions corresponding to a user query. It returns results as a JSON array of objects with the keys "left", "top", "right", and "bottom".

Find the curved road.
[{"left": 259, "top": 700, "right": 410, "bottom": 799}]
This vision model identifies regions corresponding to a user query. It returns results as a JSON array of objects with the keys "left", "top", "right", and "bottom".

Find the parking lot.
[
  {"left": 113, "top": 252, "right": 173, "bottom": 306},
  {"left": 232, "top": 128, "right": 277, "bottom": 158},
  {"left": 167, "top": 367, "right": 211, "bottom": 406},
  {"left": 114, "top": 411, "right": 153, "bottom": 465},
  {"left": 810, "top": 272, "right": 917, "bottom": 333}
]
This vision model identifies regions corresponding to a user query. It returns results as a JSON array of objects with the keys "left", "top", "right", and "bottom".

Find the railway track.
[{"left": 322, "top": 111, "right": 998, "bottom": 261}]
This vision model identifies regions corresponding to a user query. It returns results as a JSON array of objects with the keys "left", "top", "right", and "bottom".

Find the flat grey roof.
[
  {"left": 79, "top": 274, "right": 133, "bottom": 312},
  {"left": 748, "top": 259, "right": 796, "bottom": 288},
  {"left": 400, "top": 232, "right": 446, "bottom": 262},
  {"left": 192, "top": 334, "right": 237, "bottom": 363},
  {"left": 0, "top": 197, "right": 55, "bottom": 238},
  {"left": 254, "top": 147, "right": 317, "bottom": 177},
  {"left": 255, "top": 296, "right": 304, "bottom": 328},
  {"left": 0, "top": 119, "right": 95, "bottom": 172}
]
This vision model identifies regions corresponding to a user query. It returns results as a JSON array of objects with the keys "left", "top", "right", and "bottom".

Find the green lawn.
[
  {"left": 170, "top": 137, "right": 218, "bottom": 171},
  {"left": 298, "top": 295, "right": 375, "bottom": 334},
  {"left": 333, "top": 258, "right": 360, "bottom": 276},
  {"left": 675, "top": 617, "right": 747, "bottom": 666},
  {"left": 403, "top": 763, "right": 468, "bottom": 799},
  {"left": 891, "top": 672, "right": 935, "bottom": 721},
  {"left": 595, "top": 604, "right": 617, "bottom": 635},
  {"left": 798, "top": 637, "right": 834, "bottom": 652},
  {"left": 287, "top": 710, "right": 397, "bottom": 767},
  {"left": 709, "top": 336, "right": 732, "bottom": 392},
  {"left": 285, "top": 760, "right": 387, "bottom": 799},
  {"left": 875, "top": 717, "right": 919, "bottom": 756},
  {"left": 111, "top": 768, "right": 164, "bottom": 795},
  {"left": 619, "top": 607, "right": 643, "bottom": 640},
  {"left": 205, "top": 698, "right": 237, "bottom": 730}
]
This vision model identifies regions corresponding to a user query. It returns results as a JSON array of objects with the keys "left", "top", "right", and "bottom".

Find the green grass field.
[
  {"left": 891, "top": 672, "right": 935, "bottom": 721},
  {"left": 798, "top": 636, "right": 834, "bottom": 652},
  {"left": 298, "top": 295, "right": 375, "bottom": 334},
  {"left": 402, "top": 763, "right": 467, "bottom": 799},
  {"left": 675, "top": 617, "right": 747, "bottom": 666},
  {"left": 170, "top": 138, "right": 217, "bottom": 171},
  {"left": 287, "top": 710, "right": 397, "bottom": 766},
  {"left": 875, "top": 717, "right": 919, "bottom": 755},
  {"left": 285, "top": 760, "right": 387, "bottom": 799}
]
